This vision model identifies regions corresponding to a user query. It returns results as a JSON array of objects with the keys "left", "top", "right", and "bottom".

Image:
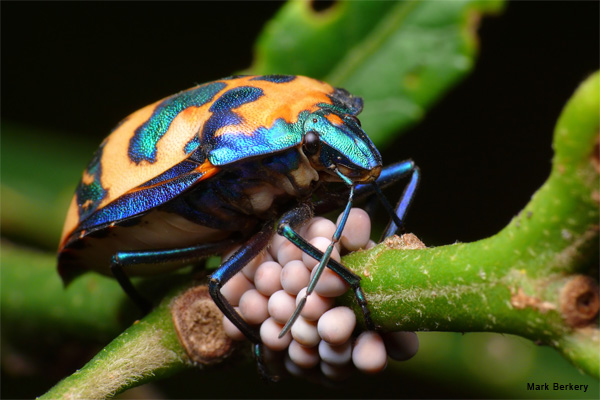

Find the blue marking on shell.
[
  {"left": 208, "top": 114, "right": 306, "bottom": 166},
  {"left": 209, "top": 86, "right": 263, "bottom": 113},
  {"left": 76, "top": 142, "right": 109, "bottom": 221},
  {"left": 199, "top": 85, "right": 304, "bottom": 166},
  {"left": 199, "top": 86, "right": 264, "bottom": 147},
  {"left": 184, "top": 135, "right": 200, "bottom": 154},
  {"left": 78, "top": 160, "right": 204, "bottom": 231},
  {"left": 128, "top": 81, "right": 226, "bottom": 164},
  {"left": 250, "top": 75, "right": 296, "bottom": 83}
]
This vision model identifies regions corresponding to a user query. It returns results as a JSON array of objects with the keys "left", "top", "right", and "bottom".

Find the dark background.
[
  {"left": 3, "top": 1, "right": 597, "bottom": 247},
  {"left": 2, "top": 1, "right": 599, "bottom": 398}
]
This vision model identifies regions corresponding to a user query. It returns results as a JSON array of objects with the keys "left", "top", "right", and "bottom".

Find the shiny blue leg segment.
[
  {"left": 277, "top": 203, "right": 373, "bottom": 337},
  {"left": 278, "top": 160, "right": 420, "bottom": 336},
  {"left": 368, "top": 160, "right": 421, "bottom": 239},
  {"left": 110, "top": 239, "right": 238, "bottom": 313},
  {"left": 111, "top": 228, "right": 276, "bottom": 380},
  {"left": 208, "top": 221, "right": 278, "bottom": 381},
  {"left": 208, "top": 222, "right": 275, "bottom": 344}
]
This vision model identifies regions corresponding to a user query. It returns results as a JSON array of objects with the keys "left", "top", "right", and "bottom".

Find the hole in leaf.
[{"left": 310, "top": 0, "right": 336, "bottom": 12}]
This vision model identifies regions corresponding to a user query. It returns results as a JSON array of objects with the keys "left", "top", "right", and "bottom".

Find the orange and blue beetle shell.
[{"left": 58, "top": 75, "right": 382, "bottom": 283}]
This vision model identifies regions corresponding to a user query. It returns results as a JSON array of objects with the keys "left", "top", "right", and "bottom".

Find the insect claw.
[
  {"left": 279, "top": 296, "right": 306, "bottom": 338},
  {"left": 253, "top": 343, "right": 280, "bottom": 383}
]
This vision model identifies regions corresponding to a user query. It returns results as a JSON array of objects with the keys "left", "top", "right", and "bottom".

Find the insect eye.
[{"left": 303, "top": 130, "right": 320, "bottom": 156}]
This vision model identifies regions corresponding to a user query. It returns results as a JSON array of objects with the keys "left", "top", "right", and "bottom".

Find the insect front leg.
[
  {"left": 291, "top": 159, "right": 421, "bottom": 333},
  {"left": 367, "top": 159, "right": 421, "bottom": 240},
  {"left": 276, "top": 203, "right": 374, "bottom": 336}
]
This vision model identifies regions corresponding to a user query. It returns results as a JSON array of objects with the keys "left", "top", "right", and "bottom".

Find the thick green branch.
[
  {"left": 39, "top": 298, "right": 189, "bottom": 399},
  {"left": 39, "top": 285, "right": 234, "bottom": 399},
  {"left": 340, "top": 71, "right": 600, "bottom": 376}
]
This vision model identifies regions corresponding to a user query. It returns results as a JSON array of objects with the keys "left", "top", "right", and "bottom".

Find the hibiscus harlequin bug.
[{"left": 57, "top": 74, "right": 420, "bottom": 379}]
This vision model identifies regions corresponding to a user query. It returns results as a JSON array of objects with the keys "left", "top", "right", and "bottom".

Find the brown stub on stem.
[
  {"left": 559, "top": 275, "right": 600, "bottom": 328},
  {"left": 384, "top": 233, "right": 426, "bottom": 250},
  {"left": 172, "top": 285, "right": 234, "bottom": 364}
]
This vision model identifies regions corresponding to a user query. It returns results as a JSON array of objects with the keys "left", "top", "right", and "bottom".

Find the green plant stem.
[
  {"left": 39, "top": 293, "right": 191, "bottom": 400},
  {"left": 340, "top": 71, "right": 600, "bottom": 376}
]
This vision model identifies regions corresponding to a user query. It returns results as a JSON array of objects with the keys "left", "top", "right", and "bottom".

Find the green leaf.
[
  {"left": 1, "top": 123, "right": 95, "bottom": 249},
  {"left": 248, "top": 0, "right": 504, "bottom": 144},
  {"left": 1, "top": 241, "right": 129, "bottom": 343}
]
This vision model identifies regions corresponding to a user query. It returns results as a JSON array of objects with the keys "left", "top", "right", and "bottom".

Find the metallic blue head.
[{"left": 301, "top": 89, "right": 382, "bottom": 183}]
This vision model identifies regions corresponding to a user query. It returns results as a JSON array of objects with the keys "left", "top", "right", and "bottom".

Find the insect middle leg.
[
  {"left": 207, "top": 221, "right": 278, "bottom": 380},
  {"left": 208, "top": 221, "right": 276, "bottom": 344},
  {"left": 112, "top": 222, "right": 279, "bottom": 380},
  {"left": 276, "top": 203, "right": 374, "bottom": 335}
]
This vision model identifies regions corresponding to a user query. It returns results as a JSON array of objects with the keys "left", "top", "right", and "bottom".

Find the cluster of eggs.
[{"left": 220, "top": 208, "right": 419, "bottom": 379}]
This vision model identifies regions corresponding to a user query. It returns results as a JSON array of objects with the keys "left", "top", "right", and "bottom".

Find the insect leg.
[
  {"left": 112, "top": 233, "right": 277, "bottom": 380},
  {"left": 314, "top": 159, "right": 420, "bottom": 218},
  {"left": 111, "top": 240, "right": 238, "bottom": 313},
  {"left": 281, "top": 160, "right": 420, "bottom": 335},
  {"left": 320, "top": 159, "right": 420, "bottom": 239},
  {"left": 276, "top": 203, "right": 374, "bottom": 337},
  {"left": 208, "top": 221, "right": 277, "bottom": 381},
  {"left": 208, "top": 221, "right": 275, "bottom": 344},
  {"left": 110, "top": 261, "right": 152, "bottom": 313},
  {"left": 370, "top": 160, "right": 420, "bottom": 239}
]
